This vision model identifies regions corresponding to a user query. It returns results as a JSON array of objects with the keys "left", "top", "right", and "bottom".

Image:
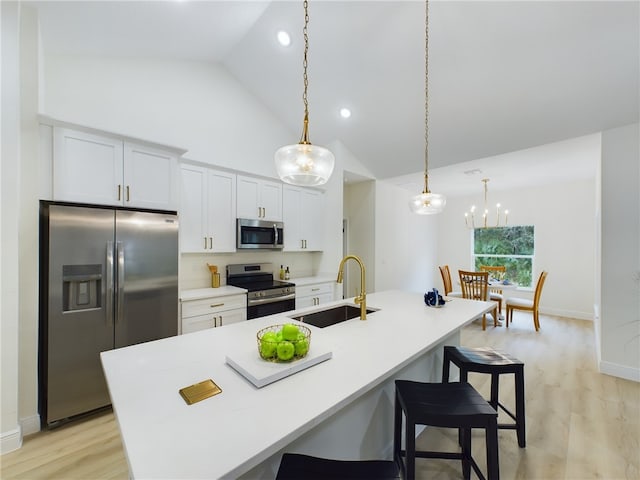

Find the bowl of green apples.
[{"left": 257, "top": 323, "right": 311, "bottom": 362}]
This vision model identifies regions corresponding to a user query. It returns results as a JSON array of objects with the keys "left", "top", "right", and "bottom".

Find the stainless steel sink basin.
[{"left": 289, "top": 304, "right": 379, "bottom": 328}]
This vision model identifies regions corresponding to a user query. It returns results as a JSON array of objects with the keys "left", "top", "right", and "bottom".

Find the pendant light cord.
[
  {"left": 300, "top": 0, "right": 311, "bottom": 145},
  {"left": 423, "top": 0, "right": 431, "bottom": 194}
]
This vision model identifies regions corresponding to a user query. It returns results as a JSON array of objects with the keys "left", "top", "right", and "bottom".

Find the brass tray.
[{"left": 179, "top": 379, "right": 222, "bottom": 405}]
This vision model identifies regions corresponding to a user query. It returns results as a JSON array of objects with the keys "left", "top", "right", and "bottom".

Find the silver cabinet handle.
[
  {"left": 209, "top": 237, "right": 213, "bottom": 249},
  {"left": 204, "top": 237, "right": 207, "bottom": 249},
  {"left": 116, "top": 242, "right": 125, "bottom": 324},
  {"left": 106, "top": 241, "right": 114, "bottom": 326},
  {"left": 126, "top": 185, "right": 130, "bottom": 202}
]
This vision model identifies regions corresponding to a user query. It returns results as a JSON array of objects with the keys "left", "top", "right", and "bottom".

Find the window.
[{"left": 473, "top": 226, "right": 534, "bottom": 287}]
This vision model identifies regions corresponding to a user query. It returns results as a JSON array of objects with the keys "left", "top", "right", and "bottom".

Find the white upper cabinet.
[
  {"left": 124, "top": 143, "right": 178, "bottom": 210},
  {"left": 282, "top": 186, "right": 324, "bottom": 252},
  {"left": 236, "top": 175, "right": 282, "bottom": 221},
  {"left": 180, "top": 164, "right": 236, "bottom": 253},
  {"left": 52, "top": 126, "right": 179, "bottom": 210}
]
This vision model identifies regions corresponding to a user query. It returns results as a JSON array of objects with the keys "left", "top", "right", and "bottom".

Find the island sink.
[{"left": 289, "top": 304, "right": 379, "bottom": 328}]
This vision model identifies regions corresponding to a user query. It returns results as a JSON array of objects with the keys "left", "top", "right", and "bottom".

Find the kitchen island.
[{"left": 100, "top": 290, "right": 494, "bottom": 479}]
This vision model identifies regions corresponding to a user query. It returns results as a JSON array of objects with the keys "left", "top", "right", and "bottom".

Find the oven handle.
[{"left": 247, "top": 292, "right": 296, "bottom": 306}]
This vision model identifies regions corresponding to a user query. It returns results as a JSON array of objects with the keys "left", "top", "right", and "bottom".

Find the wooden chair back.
[
  {"left": 439, "top": 265, "right": 454, "bottom": 295},
  {"left": 533, "top": 271, "right": 549, "bottom": 308},
  {"left": 480, "top": 265, "right": 506, "bottom": 293},
  {"left": 458, "top": 270, "right": 489, "bottom": 301}
]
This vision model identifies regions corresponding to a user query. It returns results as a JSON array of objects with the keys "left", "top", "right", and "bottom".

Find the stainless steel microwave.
[{"left": 236, "top": 218, "right": 284, "bottom": 250}]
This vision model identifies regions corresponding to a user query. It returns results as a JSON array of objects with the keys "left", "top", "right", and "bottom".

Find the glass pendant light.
[
  {"left": 409, "top": 0, "right": 446, "bottom": 215},
  {"left": 275, "top": 0, "right": 335, "bottom": 187}
]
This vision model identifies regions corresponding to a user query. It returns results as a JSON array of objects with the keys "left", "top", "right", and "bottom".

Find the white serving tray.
[{"left": 225, "top": 337, "right": 332, "bottom": 388}]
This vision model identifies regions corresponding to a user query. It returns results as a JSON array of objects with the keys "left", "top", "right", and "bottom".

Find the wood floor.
[{"left": 2, "top": 312, "right": 639, "bottom": 479}]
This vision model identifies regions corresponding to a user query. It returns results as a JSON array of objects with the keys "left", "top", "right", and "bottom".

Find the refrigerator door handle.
[
  {"left": 116, "top": 241, "right": 125, "bottom": 324},
  {"left": 106, "top": 241, "right": 114, "bottom": 327}
]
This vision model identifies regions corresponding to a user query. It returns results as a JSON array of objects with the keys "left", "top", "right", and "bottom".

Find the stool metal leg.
[
  {"left": 393, "top": 390, "right": 403, "bottom": 470},
  {"left": 515, "top": 368, "right": 526, "bottom": 448},
  {"left": 405, "top": 411, "right": 416, "bottom": 480},
  {"left": 486, "top": 417, "right": 500, "bottom": 480},
  {"left": 490, "top": 372, "right": 499, "bottom": 410},
  {"left": 461, "top": 427, "right": 471, "bottom": 480}
]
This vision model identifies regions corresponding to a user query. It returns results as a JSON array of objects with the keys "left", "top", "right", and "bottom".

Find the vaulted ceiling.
[{"left": 29, "top": 1, "right": 639, "bottom": 194}]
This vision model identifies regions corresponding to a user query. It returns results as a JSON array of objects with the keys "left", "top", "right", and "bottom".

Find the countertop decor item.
[
  {"left": 409, "top": 0, "right": 446, "bottom": 215},
  {"left": 274, "top": 0, "right": 335, "bottom": 187},
  {"left": 207, "top": 263, "right": 220, "bottom": 288},
  {"left": 424, "top": 288, "right": 445, "bottom": 307},
  {"left": 256, "top": 324, "right": 312, "bottom": 362}
]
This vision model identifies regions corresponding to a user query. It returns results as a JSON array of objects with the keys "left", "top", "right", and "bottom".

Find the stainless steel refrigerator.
[{"left": 39, "top": 202, "right": 178, "bottom": 427}]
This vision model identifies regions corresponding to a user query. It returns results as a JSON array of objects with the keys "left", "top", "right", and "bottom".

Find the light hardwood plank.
[{"left": 2, "top": 312, "right": 638, "bottom": 479}]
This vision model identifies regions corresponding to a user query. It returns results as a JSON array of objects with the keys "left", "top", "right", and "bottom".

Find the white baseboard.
[
  {"left": 20, "top": 414, "right": 41, "bottom": 437},
  {"left": 540, "top": 307, "right": 593, "bottom": 321},
  {"left": 599, "top": 360, "right": 640, "bottom": 382},
  {"left": 1, "top": 426, "right": 22, "bottom": 455}
]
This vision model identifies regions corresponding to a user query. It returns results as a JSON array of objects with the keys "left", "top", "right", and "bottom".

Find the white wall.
[
  {"left": 437, "top": 175, "right": 597, "bottom": 320},
  {"left": 1, "top": 0, "right": 23, "bottom": 454},
  {"left": 344, "top": 180, "right": 376, "bottom": 298},
  {"left": 374, "top": 181, "right": 438, "bottom": 294},
  {"left": 599, "top": 123, "right": 640, "bottom": 381},
  {"left": 43, "top": 55, "right": 294, "bottom": 180}
]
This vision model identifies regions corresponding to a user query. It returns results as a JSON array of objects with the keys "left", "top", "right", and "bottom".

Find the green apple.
[
  {"left": 294, "top": 337, "right": 309, "bottom": 357},
  {"left": 282, "top": 323, "right": 300, "bottom": 341},
  {"left": 276, "top": 341, "right": 295, "bottom": 361},
  {"left": 260, "top": 341, "right": 277, "bottom": 359},
  {"left": 259, "top": 331, "right": 278, "bottom": 359}
]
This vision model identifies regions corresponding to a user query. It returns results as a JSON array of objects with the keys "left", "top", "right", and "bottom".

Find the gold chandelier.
[
  {"left": 409, "top": 0, "right": 446, "bottom": 215},
  {"left": 464, "top": 178, "right": 509, "bottom": 228},
  {"left": 275, "top": 0, "right": 335, "bottom": 187}
]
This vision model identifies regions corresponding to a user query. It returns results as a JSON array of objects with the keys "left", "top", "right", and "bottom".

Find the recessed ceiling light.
[
  {"left": 277, "top": 31, "right": 291, "bottom": 47},
  {"left": 339, "top": 108, "right": 351, "bottom": 119}
]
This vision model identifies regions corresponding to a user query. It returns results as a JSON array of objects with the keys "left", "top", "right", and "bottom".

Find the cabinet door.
[
  {"left": 300, "top": 189, "right": 324, "bottom": 251},
  {"left": 236, "top": 175, "right": 283, "bottom": 221},
  {"left": 282, "top": 186, "right": 303, "bottom": 251},
  {"left": 259, "top": 180, "right": 283, "bottom": 221},
  {"left": 207, "top": 170, "right": 236, "bottom": 252},
  {"left": 124, "top": 143, "right": 178, "bottom": 210},
  {"left": 182, "top": 313, "right": 216, "bottom": 334},
  {"left": 53, "top": 127, "right": 123, "bottom": 206},
  {"left": 180, "top": 164, "right": 208, "bottom": 252},
  {"left": 236, "top": 175, "right": 261, "bottom": 219},
  {"left": 218, "top": 308, "right": 246, "bottom": 327}
]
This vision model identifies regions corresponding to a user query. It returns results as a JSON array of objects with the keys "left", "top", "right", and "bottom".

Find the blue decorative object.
[{"left": 424, "top": 288, "right": 445, "bottom": 307}]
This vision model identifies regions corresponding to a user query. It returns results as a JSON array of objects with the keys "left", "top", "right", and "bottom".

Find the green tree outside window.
[{"left": 473, "top": 226, "right": 534, "bottom": 287}]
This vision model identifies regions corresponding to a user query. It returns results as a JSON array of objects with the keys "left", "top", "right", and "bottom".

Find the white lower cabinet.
[
  {"left": 181, "top": 293, "right": 246, "bottom": 334},
  {"left": 295, "top": 282, "right": 336, "bottom": 309}
]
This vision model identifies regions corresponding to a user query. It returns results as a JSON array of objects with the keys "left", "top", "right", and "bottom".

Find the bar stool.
[
  {"left": 393, "top": 380, "right": 499, "bottom": 480},
  {"left": 275, "top": 453, "right": 400, "bottom": 479},
  {"left": 442, "top": 346, "right": 526, "bottom": 448}
]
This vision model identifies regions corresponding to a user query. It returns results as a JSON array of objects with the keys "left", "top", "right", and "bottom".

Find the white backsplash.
[{"left": 180, "top": 251, "right": 319, "bottom": 291}]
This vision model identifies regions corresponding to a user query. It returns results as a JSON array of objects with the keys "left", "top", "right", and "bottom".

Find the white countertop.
[
  {"left": 101, "top": 290, "right": 494, "bottom": 479},
  {"left": 290, "top": 275, "right": 337, "bottom": 286},
  {"left": 180, "top": 286, "right": 247, "bottom": 301}
]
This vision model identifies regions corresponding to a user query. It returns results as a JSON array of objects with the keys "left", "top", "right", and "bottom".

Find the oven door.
[
  {"left": 247, "top": 294, "right": 296, "bottom": 319},
  {"left": 237, "top": 219, "right": 284, "bottom": 250}
]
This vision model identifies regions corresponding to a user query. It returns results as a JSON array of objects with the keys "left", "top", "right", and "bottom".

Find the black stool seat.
[
  {"left": 442, "top": 346, "right": 526, "bottom": 448},
  {"left": 394, "top": 380, "right": 499, "bottom": 480},
  {"left": 276, "top": 453, "right": 400, "bottom": 479}
]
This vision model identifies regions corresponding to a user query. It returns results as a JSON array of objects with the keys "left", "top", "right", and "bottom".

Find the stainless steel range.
[{"left": 226, "top": 263, "right": 295, "bottom": 319}]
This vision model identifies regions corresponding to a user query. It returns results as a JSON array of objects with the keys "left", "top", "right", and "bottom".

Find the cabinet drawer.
[
  {"left": 296, "top": 282, "right": 335, "bottom": 298},
  {"left": 181, "top": 294, "right": 246, "bottom": 318}
]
